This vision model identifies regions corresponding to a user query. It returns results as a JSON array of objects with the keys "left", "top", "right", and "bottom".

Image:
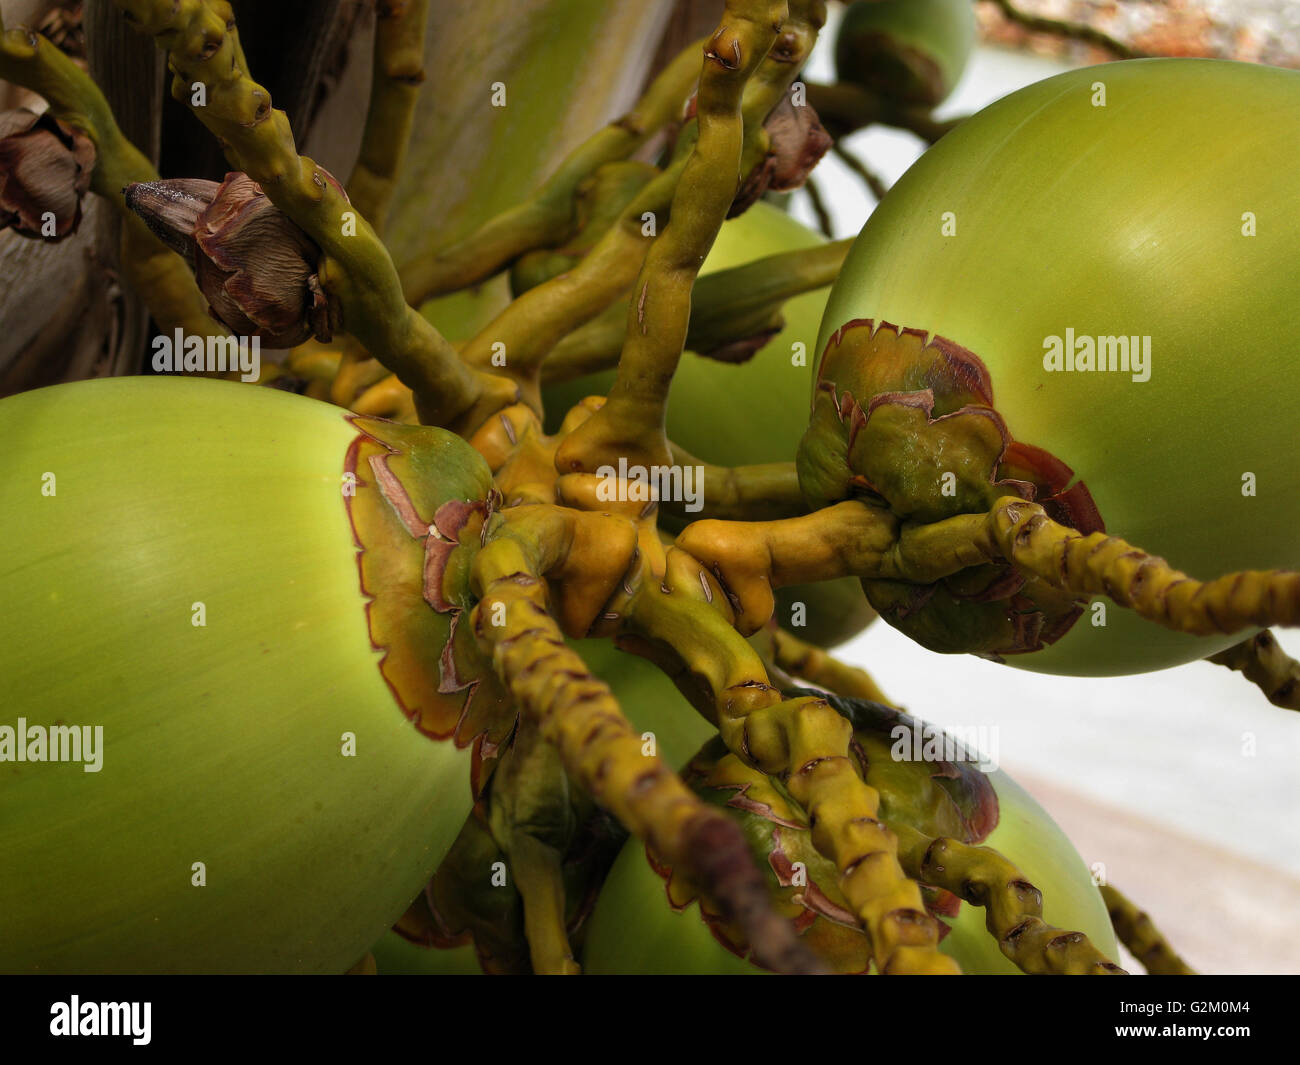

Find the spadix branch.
[
  {"left": 628, "top": 576, "right": 958, "bottom": 973},
  {"left": 763, "top": 625, "right": 894, "bottom": 707},
  {"left": 831, "top": 142, "right": 888, "bottom": 201},
  {"left": 346, "top": 0, "right": 428, "bottom": 235},
  {"left": 1099, "top": 884, "right": 1196, "bottom": 976},
  {"left": 111, "top": 0, "right": 511, "bottom": 431},
  {"left": 540, "top": 237, "right": 851, "bottom": 384},
  {"left": 0, "top": 17, "right": 219, "bottom": 337},
  {"left": 802, "top": 176, "right": 834, "bottom": 238},
  {"left": 989, "top": 497, "right": 1300, "bottom": 636},
  {"left": 459, "top": 156, "right": 686, "bottom": 392},
  {"left": 352, "top": 373, "right": 418, "bottom": 422},
  {"left": 555, "top": 1, "right": 806, "bottom": 474},
  {"left": 661, "top": 447, "right": 805, "bottom": 522},
  {"left": 678, "top": 496, "right": 1300, "bottom": 641},
  {"left": 804, "top": 80, "right": 962, "bottom": 143},
  {"left": 469, "top": 504, "right": 822, "bottom": 975},
  {"left": 893, "top": 824, "right": 1124, "bottom": 975},
  {"left": 398, "top": 33, "right": 708, "bottom": 306},
  {"left": 464, "top": 0, "right": 824, "bottom": 414},
  {"left": 330, "top": 234, "right": 848, "bottom": 433},
  {"left": 1207, "top": 631, "right": 1300, "bottom": 712},
  {"left": 676, "top": 500, "right": 994, "bottom": 634},
  {"left": 329, "top": 343, "right": 390, "bottom": 409}
]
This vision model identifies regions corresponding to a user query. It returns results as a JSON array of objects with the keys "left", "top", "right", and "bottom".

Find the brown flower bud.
[
  {"left": 731, "top": 90, "right": 833, "bottom": 217},
  {"left": 0, "top": 108, "right": 95, "bottom": 241},
  {"left": 125, "top": 172, "right": 336, "bottom": 347}
]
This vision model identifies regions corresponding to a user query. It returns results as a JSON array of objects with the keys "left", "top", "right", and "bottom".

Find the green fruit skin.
[
  {"left": 814, "top": 59, "right": 1300, "bottom": 675},
  {"left": 546, "top": 203, "right": 876, "bottom": 648},
  {"left": 834, "top": 0, "right": 975, "bottom": 108},
  {"left": 773, "top": 578, "right": 877, "bottom": 650},
  {"left": 0, "top": 377, "right": 487, "bottom": 973},
  {"left": 581, "top": 663, "right": 1116, "bottom": 974}
]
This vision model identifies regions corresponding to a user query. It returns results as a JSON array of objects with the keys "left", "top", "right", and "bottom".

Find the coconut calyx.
[
  {"left": 391, "top": 797, "right": 628, "bottom": 974},
  {"left": 797, "top": 318, "right": 1105, "bottom": 658},
  {"left": 343, "top": 415, "right": 517, "bottom": 790}
]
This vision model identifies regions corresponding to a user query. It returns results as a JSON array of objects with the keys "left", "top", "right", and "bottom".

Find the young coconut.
[
  {"left": 800, "top": 59, "right": 1300, "bottom": 675},
  {"left": 0, "top": 376, "right": 511, "bottom": 972},
  {"left": 834, "top": 0, "right": 976, "bottom": 110},
  {"left": 581, "top": 673, "right": 1118, "bottom": 974}
]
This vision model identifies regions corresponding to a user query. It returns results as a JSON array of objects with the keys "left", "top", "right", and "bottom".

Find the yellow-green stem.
[{"left": 347, "top": 0, "right": 429, "bottom": 235}]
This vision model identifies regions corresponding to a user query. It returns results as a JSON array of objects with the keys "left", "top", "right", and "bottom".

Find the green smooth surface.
[
  {"left": 816, "top": 59, "right": 1300, "bottom": 674},
  {"left": 0, "top": 377, "right": 478, "bottom": 972},
  {"left": 584, "top": 834, "right": 760, "bottom": 975}
]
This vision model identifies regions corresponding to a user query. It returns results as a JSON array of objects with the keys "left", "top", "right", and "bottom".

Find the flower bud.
[
  {"left": 125, "top": 172, "right": 336, "bottom": 347},
  {"left": 762, "top": 92, "right": 834, "bottom": 193},
  {"left": 0, "top": 108, "right": 95, "bottom": 241},
  {"left": 731, "top": 90, "right": 832, "bottom": 216}
]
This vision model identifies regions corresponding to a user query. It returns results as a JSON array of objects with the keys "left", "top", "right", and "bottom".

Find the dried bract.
[
  {"left": 0, "top": 108, "right": 95, "bottom": 241},
  {"left": 125, "top": 172, "right": 337, "bottom": 346}
]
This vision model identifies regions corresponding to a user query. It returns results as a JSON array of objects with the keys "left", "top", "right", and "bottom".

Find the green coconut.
[
  {"left": 580, "top": 670, "right": 1115, "bottom": 973},
  {"left": 0, "top": 376, "right": 505, "bottom": 972},
  {"left": 804, "top": 59, "right": 1300, "bottom": 675},
  {"left": 834, "top": 0, "right": 976, "bottom": 109}
]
